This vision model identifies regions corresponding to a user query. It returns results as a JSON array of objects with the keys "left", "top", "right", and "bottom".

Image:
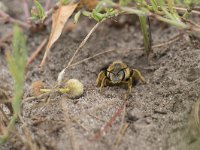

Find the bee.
[{"left": 96, "top": 60, "right": 146, "bottom": 94}]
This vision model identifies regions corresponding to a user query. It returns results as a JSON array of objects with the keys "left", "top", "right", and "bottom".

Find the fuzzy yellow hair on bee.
[{"left": 96, "top": 60, "right": 146, "bottom": 94}]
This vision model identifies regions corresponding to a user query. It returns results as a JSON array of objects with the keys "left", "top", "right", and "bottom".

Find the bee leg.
[
  {"left": 132, "top": 69, "right": 146, "bottom": 84},
  {"left": 100, "top": 76, "right": 107, "bottom": 92},
  {"left": 96, "top": 70, "right": 106, "bottom": 87},
  {"left": 127, "top": 77, "right": 132, "bottom": 95},
  {"left": 123, "top": 78, "right": 132, "bottom": 100}
]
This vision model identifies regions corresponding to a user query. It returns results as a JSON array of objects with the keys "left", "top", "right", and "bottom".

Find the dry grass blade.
[
  {"left": 66, "top": 22, "right": 101, "bottom": 67},
  {"left": 114, "top": 123, "right": 129, "bottom": 149},
  {"left": 194, "top": 100, "right": 200, "bottom": 128},
  {"left": 40, "top": 3, "right": 78, "bottom": 67},
  {"left": 58, "top": 22, "right": 101, "bottom": 85},
  {"left": 67, "top": 33, "right": 183, "bottom": 70}
]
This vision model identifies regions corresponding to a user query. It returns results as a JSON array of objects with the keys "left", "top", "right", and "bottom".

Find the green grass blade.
[
  {"left": 138, "top": 16, "right": 151, "bottom": 55},
  {"left": 0, "top": 25, "right": 27, "bottom": 144},
  {"left": 150, "top": 0, "right": 159, "bottom": 12}
]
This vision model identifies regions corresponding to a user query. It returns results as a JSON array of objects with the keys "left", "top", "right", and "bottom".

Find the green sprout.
[
  {"left": 0, "top": 25, "right": 27, "bottom": 144},
  {"left": 82, "top": 1, "right": 119, "bottom": 22},
  {"left": 74, "top": 10, "right": 82, "bottom": 23},
  {"left": 62, "top": 0, "right": 69, "bottom": 5},
  {"left": 31, "top": 0, "right": 46, "bottom": 21}
]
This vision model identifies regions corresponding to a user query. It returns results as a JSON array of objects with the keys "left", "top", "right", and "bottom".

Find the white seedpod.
[{"left": 57, "top": 68, "right": 66, "bottom": 86}]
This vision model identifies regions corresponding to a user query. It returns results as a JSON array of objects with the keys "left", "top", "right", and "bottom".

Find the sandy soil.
[{"left": 1, "top": 1, "right": 200, "bottom": 150}]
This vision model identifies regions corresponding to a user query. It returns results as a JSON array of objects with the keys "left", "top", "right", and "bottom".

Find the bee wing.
[{"left": 96, "top": 70, "right": 106, "bottom": 87}]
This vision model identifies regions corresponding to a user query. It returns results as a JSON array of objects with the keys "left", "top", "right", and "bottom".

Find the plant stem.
[
  {"left": 59, "top": 88, "right": 70, "bottom": 93},
  {"left": 40, "top": 88, "right": 70, "bottom": 93},
  {"left": 40, "top": 89, "right": 51, "bottom": 93}
]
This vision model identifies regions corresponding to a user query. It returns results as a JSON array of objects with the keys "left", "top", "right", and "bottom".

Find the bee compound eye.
[{"left": 117, "top": 70, "right": 125, "bottom": 80}]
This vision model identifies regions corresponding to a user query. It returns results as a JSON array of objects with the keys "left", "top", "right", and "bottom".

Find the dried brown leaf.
[{"left": 40, "top": 3, "right": 78, "bottom": 67}]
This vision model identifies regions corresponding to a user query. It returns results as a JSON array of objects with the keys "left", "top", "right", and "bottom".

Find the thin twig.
[
  {"left": 90, "top": 101, "right": 128, "bottom": 141},
  {"left": 151, "top": 33, "right": 183, "bottom": 49},
  {"left": 174, "top": 6, "right": 200, "bottom": 16},
  {"left": 58, "top": 21, "right": 102, "bottom": 84},
  {"left": 27, "top": 38, "right": 47, "bottom": 66},
  {"left": 22, "top": 92, "right": 51, "bottom": 103},
  {"left": 68, "top": 48, "right": 117, "bottom": 68},
  {"left": 0, "top": 10, "right": 31, "bottom": 29},
  {"left": 45, "top": 0, "right": 52, "bottom": 11},
  {"left": 183, "top": 19, "right": 200, "bottom": 29},
  {"left": 66, "top": 22, "right": 102, "bottom": 68},
  {"left": 113, "top": 103, "right": 128, "bottom": 149},
  {"left": 44, "top": 2, "right": 60, "bottom": 24},
  {"left": 66, "top": 33, "right": 183, "bottom": 70},
  {"left": 22, "top": 0, "right": 30, "bottom": 19}
]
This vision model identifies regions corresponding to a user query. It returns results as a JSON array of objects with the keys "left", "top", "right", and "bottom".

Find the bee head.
[{"left": 106, "top": 61, "right": 127, "bottom": 84}]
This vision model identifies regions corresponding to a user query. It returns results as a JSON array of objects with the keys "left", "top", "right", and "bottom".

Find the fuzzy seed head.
[
  {"left": 31, "top": 81, "right": 45, "bottom": 96},
  {"left": 65, "top": 79, "right": 84, "bottom": 99}
]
